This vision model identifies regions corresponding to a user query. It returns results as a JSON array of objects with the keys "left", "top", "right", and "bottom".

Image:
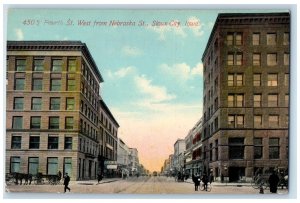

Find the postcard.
[{"left": 4, "top": 7, "right": 291, "bottom": 197}]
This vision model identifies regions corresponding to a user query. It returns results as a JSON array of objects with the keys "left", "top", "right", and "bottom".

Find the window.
[
  {"left": 14, "top": 97, "right": 24, "bottom": 110},
  {"left": 267, "top": 33, "right": 277, "bottom": 45},
  {"left": 32, "top": 97, "right": 42, "bottom": 110},
  {"left": 227, "top": 53, "right": 243, "bottom": 66},
  {"left": 51, "top": 59, "right": 63, "bottom": 72},
  {"left": 228, "top": 115, "right": 244, "bottom": 128},
  {"left": 50, "top": 79, "right": 61, "bottom": 91},
  {"left": 15, "top": 78, "right": 25, "bottom": 90},
  {"left": 49, "top": 117, "right": 59, "bottom": 129},
  {"left": 67, "top": 79, "right": 76, "bottom": 91},
  {"left": 283, "top": 33, "right": 289, "bottom": 45},
  {"left": 12, "top": 116, "right": 23, "bottom": 129},
  {"left": 268, "top": 94, "right": 278, "bottom": 107},
  {"left": 254, "top": 115, "right": 262, "bottom": 128},
  {"left": 16, "top": 59, "right": 26, "bottom": 71},
  {"left": 285, "top": 94, "right": 289, "bottom": 107},
  {"left": 50, "top": 98, "right": 60, "bottom": 110},
  {"left": 227, "top": 54, "right": 234, "bottom": 65},
  {"left": 253, "top": 74, "right": 261, "bottom": 86},
  {"left": 252, "top": 33, "right": 260, "bottom": 45},
  {"left": 254, "top": 138, "right": 263, "bottom": 159},
  {"left": 236, "top": 115, "right": 244, "bottom": 127},
  {"left": 236, "top": 94, "right": 244, "bottom": 107},
  {"left": 209, "top": 143, "right": 213, "bottom": 161},
  {"left": 228, "top": 94, "right": 244, "bottom": 107},
  {"left": 236, "top": 74, "right": 243, "bottom": 86},
  {"left": 227, "top": 32, "right": 242, "bottom": 45},
  {"left": 64, "top": 137, "right": 72, "bottom": 149},
  {"left": 268, "top": 74, "right": 278, "bottom": 86},
  {"left": 33, "top": 59, "right": 44, "bottom": 71},
  {"left": 267, "top": 54, "right": 277, "bottom": 66},
  {"left": 66, "top": 98, "right": 75, "bottom": 110},
  {"left": 226, "top": 33, "right": 233, "bottom": 45},
  {"left": 269, "top": 115, "right": 279, "bottom": 127},
  {"left": 228, "top": 95, "right": 234, "bottom": 107},
  {"left": 228, "top": 74, "right": 234, "bottom": 86},
  {"left": 269, "top": 138, "right": 280, "bottom": 159},
  {"left": 65, "top": 117, "right": 74, "bottom": 129},
  {"left": 285, "top": 74, "right": 289, "bottom": 86},
  {"left": 48, "top": 136, "right": 59, "bottom": 149},
  {"left": 236, "top": 53, "right": 243, "bottom": 65},
  {"left": 28, "top": 157, "right": 39, "bottom": 175},
  {"left": 68, "top": 59, "right": 76, "bottom": 72},
  {"left": 284, "top": 53, "right": 290, "bottom": 66},
  {"left": 29, "top": 136, "right": 40, "bottom": 149},
  {"left": 236, "top": 33, "right": 242, "bottom": 45},
  {"left": 47, "top": 157, "right": 58, "bottom": 175},
  {"left": 10, "top": 157, "right": 20, "bottom": 173},
  {"left": 253, "top": 94, "right": 261, "bottom": 107},
  {"left": 30, "top": 116, "right": 41, "bottom": 129},
  {"left": 32, "top": 79, "right": 43, "bottom": 91},
  {"left": 215, "top": 140, "right": 219, "bottom": 161},
  {"left": 11, "top": 136, "right": 21, "bottom": 149},
  {"left": 229, "top": 138, "right": 244, "bottom": 159},
  {"left": 64, "top": 158, "right": 72, "bottom": 176},
  {"left": 253, "top": 54, "right": 261, "bottom": 66}
]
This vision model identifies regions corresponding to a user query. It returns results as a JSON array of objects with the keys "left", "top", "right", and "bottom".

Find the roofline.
[
  {"left": 100, "top": 99, "right": 120, "bottom": 127},
  {"left": 7, "top": 40, "right": 104, "bottom": 82},
  {"left": 201, "top": 12, "right": 290, "bottom": 61}
]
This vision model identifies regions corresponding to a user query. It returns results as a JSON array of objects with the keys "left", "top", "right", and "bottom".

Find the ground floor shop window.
[
  {"left": 64, "top": 157, "right": 72, "bottom": 177},
  {"left": 28, "top": 157, "right": 39, "bottom": 175},
  {"left": 10, "top": 156, "right": 20, "bottom": 173},
  {"left": 47, "top": 157, "right": 58, "bottom": 175},
  {"left": 229, "top": 137, "right": 245, "bottom": 159}
]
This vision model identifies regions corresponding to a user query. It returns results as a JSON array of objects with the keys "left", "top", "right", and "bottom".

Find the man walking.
[{"left": 63, "top": 173, "right": 71, "bottom": 193}]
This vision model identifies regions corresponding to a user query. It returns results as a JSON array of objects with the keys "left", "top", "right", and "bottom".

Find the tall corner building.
[
  {"left": 201, "top": 13, "right": 290, "bottom": 182},
  {"left": 6, "top": 41, "right": 119, "bottom": 180}
]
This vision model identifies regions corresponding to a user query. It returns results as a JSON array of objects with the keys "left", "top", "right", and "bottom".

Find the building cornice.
[
  {"left": 202, "top": 12, "right": 290, "bottom": 61},
  {"left": 7, "top": 40, "right": 104, "bottom": 82}
]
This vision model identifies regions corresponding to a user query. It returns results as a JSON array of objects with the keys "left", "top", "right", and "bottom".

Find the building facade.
[
  {"left": 184, "top": 118, "right": 204, "bottom": 177},
  {"left": 6, "top": 41, "right": 120, "bottom": 181},
  {"left": 98, "top": 99, "right": 119, "bottom": 177},
  {"left": 173, "top": 139, "right": 185, "bottom": 174},
  {"left": 128, "top": 148, "right": 139, "bottom": 176},
  {"left": 201, "top": 13, "right": 290, "bottom": 182},
  {"left": 117, "top": 138, "right": 130, "bottom": 177}
]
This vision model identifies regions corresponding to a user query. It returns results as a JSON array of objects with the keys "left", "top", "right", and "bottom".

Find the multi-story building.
[
  {"left": 173, "top": 139, "right": 185, "bottom": 174},
  {"left": 6, "top": 41, "right": 119, "bottom": 181},
  {"left": 184, "top": 118, "right": 203, "bottom": 177},
  {"left": 117, "top": 138, "right": 130, "bottom": 177},
  {"left": 128, "top": 148, "right": 139, "bottom": 176},
  {"left": 98, "top": 99, "right": 119, "bottom": 177},
  {"left": 201, "top": 13, "right": 290, "bottom": 182}
]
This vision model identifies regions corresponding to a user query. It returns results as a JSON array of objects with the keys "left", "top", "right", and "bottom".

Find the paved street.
[{"left": 5, "top": 176, "right": 288, "bottom": 196}]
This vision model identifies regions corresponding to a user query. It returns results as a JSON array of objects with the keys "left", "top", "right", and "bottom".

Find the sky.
[{"left": 5, "top": 8, "right": 288, "bottom": 172}]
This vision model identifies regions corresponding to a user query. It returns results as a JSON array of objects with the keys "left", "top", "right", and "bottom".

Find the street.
[{"left": 5, "top": 176, "right": 288, "bottom": 196}]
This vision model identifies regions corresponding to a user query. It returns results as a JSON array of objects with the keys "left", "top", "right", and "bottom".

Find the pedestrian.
[
  {"left": 201, "top": 173, "right": 209, "bottom": 191},
  {"left": 268, "top": 170, "right": 280, "bottom": 193},
  {"left": 97, "top": 172, "right": 103, "bottom": 184},
  {"left": 63, "top": 173, "right": 71, "bottom": 193},
  {"left": 192, "top": 173, "right": 200, "bottom": 191}
]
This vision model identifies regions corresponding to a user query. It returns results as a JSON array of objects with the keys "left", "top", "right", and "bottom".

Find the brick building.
[
  {"left": 201, "top": 13, "right": 290, "bottom": 182},
  {"left": 6, "top": 41, "right": 118, "bottom": 180}
]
